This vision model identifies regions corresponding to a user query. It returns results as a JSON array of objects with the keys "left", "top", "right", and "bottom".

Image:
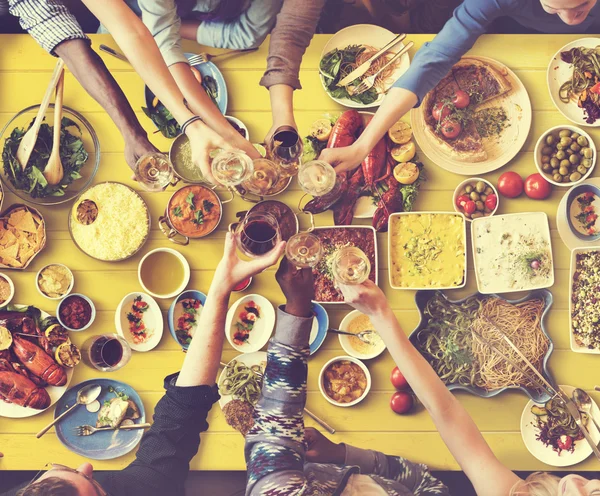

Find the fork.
[
  {"left": 187, "top": 48, "right": 258, "bottom": 66},
  {"left": 75, "top": 423, "right": 151, "bottom": 436},
  {"left": 348, "top": 41, "right": 414, "bottom": 97}
]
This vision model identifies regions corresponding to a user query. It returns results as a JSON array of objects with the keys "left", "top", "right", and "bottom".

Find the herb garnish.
[
  {"left": 203, "top": 199, "right": 214, "bottom": 213},
  {"left": 172, "top": 206, "right": 183, "bottom": 217},
  {"left": 192, "top": 210, "right": 204, "bottom": 226},
  {"left": 186, "top": 192, "right": 196, "bottom": 211}
]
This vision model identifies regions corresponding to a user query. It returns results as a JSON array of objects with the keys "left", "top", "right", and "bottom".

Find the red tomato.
[
  {"left": 452, "top": 90, "right": 470, "bottom": 109},
  {"left": 456, "top": 194, "right": 470, "bottom": 208},
  {"left": 432, "top": 102, "right": 451, "bottom": 121},
  {"left": 390, "top": 367, "right": 409, "bottom": 391},
  {"left": 524, "top": 173, "right": 552, "bottom": 200},
  {"left": 390, "top": 391, "right": 414, "bottom": 415},
  {"left": 440, "top": 118, "right": 462, "bottom": 140},
  {"left": 591, "top": 82, "right": 600, "bottom": 94},
  {"left": 463, "top": 200, "right": 476, "bottom": 215},
  {"left": 485, "top": 193, "right": 498, "bottom": 210},
  {"left": 497, "top": 171, "right": 524, "bottom": 198}
]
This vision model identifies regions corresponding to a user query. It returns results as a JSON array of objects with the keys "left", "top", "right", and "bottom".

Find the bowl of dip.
[
  {"left": 36, "top": 263, "right": 74, "bottom": 300},
  {"left": 57, "top": 293, "right": 96, "bottom": 332},
  {"left": 138, "top": 248, "right": 191, "bottom": 299},
  {"left": 566, "top": 183, "right": 600, "bottom": 241},
  {"left": 0, "top": 273, "right": 14, "bottom": 308},
  {"left": 158, "top": 184, "right": 223, "bottom": 245},
  {"left": 338, "top": 310, "right": 386, "bottom": 360}
]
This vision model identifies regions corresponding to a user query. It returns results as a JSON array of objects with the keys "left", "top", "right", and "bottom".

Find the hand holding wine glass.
[{"left": 186, "top": 120, "right": 232, "bottom": 186}]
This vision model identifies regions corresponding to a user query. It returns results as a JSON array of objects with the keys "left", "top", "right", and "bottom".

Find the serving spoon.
[
  {"left": 573, "top": 388, "right": 600, "bottom": 433},
  {"left": 36, "top": 383, "right": 102, "bottom": 439},
  {"left": 328, "top": 328, "right": 377, "bottom": 344},
  {"left": 43, "top": 69, "right": 65, "bottom": 186}
]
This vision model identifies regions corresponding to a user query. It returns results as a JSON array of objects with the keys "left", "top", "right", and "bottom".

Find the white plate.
[
  {"left": 569, "top": 247, "right": 600, "bottom": 354},
  {"left": 225, "top": 294, "right": 275, "bottom": 353},
  {"left": 338, "top": 309, "right": 386, "bottom": 360},
  {"left": 353, "top": 195, "right": 377, "bottom": 219},
  {"left": 547, "top": 38, "right": 600, "bottom": 127},
  {"left": 411, "top": 56, "right": 532, "bottom": 175},
  {"left": 115, "top": 292, "right": 163, "bottom": 352},
  {"left": 471, "top": 212, "right": 554, "bottom": 294},
  {"left": 0, "top": 306, "right": 74, "bottom": 418},
  {"left": 319, "top": 24, "right": 410, "bottom": 109},
  {"left": 557, "top": 178, "right": 600, "bottom": 250},
  {"left": 521, "top": 385, "right": 600, "bottom": 467},
  {"left": 218, "top": 351, "right": 267, "bottom": 409}
]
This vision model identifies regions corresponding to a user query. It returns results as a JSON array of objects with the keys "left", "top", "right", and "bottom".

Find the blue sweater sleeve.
[{"left": 394, "top": 0, "right": 518, "bottom": 106}]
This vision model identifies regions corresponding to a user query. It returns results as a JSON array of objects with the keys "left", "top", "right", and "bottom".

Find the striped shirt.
[{"left": 3, "top": 0, "right": 89, "bottom": 54}]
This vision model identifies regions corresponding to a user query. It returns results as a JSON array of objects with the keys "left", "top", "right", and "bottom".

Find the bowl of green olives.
[
  {"left": 453, "top": 178, "right": 499, "bottom": 222},
  {"left": 535, "top": 125, "right": 596, "bottom": 187}
]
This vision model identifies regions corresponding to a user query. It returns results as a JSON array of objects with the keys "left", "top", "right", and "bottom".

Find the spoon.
[
  {"left": 572, "top": 388, "right": 600, "bottom": 433},
  {"left": 328, "top": 328, "right": 377, "bottom": 344},
  {"left": 36, "top": 383, "right": 102, "bottom": 439},
  {"left": 43, "top": 69, "right": 65, "bottom": 186}
]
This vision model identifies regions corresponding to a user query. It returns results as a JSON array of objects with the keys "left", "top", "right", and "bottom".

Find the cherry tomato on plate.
[
  {"left": 440, "top": 118, "right": 462, "bottom": 140},
  {"left": 497, "top": 171, "right": 524, "bottom": 198},
  {"left": 452, "top": 90, "right": 470, "bottom": 109},
  {"left": 390, "top": 367, "right": 409, "bottom": 391},
  {"left": 432, "top": 102, "right": 451, "bottom": 121},
  {"left": 390, "top": 391, "right": 414, "bottom": 415},
  {"left": 524, "top": 173, "right": 552, "bottom": 200},
  {"left": 485, "top": 193, "right": 497, "bottom": 211},
  {"left": 463, "top": 200, "right": 476, "bottom": 215}
]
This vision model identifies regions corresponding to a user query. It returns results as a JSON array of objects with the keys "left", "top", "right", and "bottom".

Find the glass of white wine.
[
  {"left": 211, "top": 149, "right": 254, "bottom": 187},
  {"left": 332, "top": 246, "right": 371, "bottom": 285},
  {"left": 285, "top": 232, "right": 323, "bottom": 269},
  {"left": 297, "top": 160, "right": 338, "bottom": 197},
  {"left": 135, "top": 153, "right": 175, "bottom": 192},
  {"left": 242, "top": 158, "right": 281, "bottom": 196}
]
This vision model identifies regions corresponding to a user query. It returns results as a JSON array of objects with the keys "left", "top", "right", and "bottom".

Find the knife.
[
  {"left": 336, "top": 33, "right": 407, "bottom": 87},
  {"left": 99, "top": 44, "right": 130, "bottom": 64},
  {"left": 561, "top": 392, "right": 600, "bottom": 460}
]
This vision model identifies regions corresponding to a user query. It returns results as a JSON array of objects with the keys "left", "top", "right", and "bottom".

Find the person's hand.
[
  {"left": 213, "top": 232, "right": 285, "bottom": 293},
  {"left": 305, "top": 427, "right": 346, "bottom": 465},
  {"left": 186, "top": 120, "right": 231, "bottom": 185},
  {"left": 265, "top": 118, "right": 297, "bottom": 149},
  {"left": 124, "top": 133, "right": 160, "bottom": 174},
  {"left": 338, "top": 279, "right": 389, "bottom": 317},
  {"left": 319, "top": 143, "right": 367, "bottom": 174},
  {"left": 275, "top": 257, "right": 314, "bottom": 317},
  {"left": 226, "top": 129, "right": 261, "bottom": 160}
]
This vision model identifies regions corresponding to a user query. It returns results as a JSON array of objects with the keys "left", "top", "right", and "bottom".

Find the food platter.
[
  {"left": 167, "top": 290, "right": 206, "bottom": 351},
  {"left": 521, "top": 385, "right": 600, "bottom": 467},
  {"left": 115, "top": 292, "right": 163, "bottom": 352},
  {"left": 569, "top": 247, "right": 600, "bottom": 354},
  {"left": 225, "top": 294, "right": 275, "bottom": 353},
  {"left": 547, "top": 38, "right": 600, "bottom": 127},
  {"left": 411, "top": 56, "right": 532, "bottom": 175},
  {"left": 557, "top": 178, "right": 600, "bottom": 250},
  {"left": 0, "top": 305, "right": 75, "bottom": 419},
  {"left": 218, "top": 351, "right": 266, "bottom": 410},
  {"left": 319, "top": 24, "right": 410, "bottom": 109}
]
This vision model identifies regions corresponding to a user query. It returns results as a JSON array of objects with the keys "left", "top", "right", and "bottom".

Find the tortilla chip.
[
  {"left": 7, "top": 209, "right": 25, "bottom": 227},
  {"left": 0, "top": 243, "right": 19, "bottom": 260},
  {"left": 20, "top": 248, "right": 35, "bottom": 264},
  {"left": 15, "top": 211, "right": 37, "bottom": 234},
  {"left": 0, "top": 230, "right": 17, "bottom": 247},
  {"left": 1, "top": 255, "right": 22, "bottom": 268}
]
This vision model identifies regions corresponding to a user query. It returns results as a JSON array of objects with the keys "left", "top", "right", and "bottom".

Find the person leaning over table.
[
  {"left": 244, "top": 257, "right": 449, "bottom": 496},
  {"left": 2, "top": 233, "right": 285, "bottom": 496},
  {"left": 1, "top": 0, "right": 160, "bottom": 172},
  {"left": 320, "top": 0, "right": 600, "bottom": 173}
]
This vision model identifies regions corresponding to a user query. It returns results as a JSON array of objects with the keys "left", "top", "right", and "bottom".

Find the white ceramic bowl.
[
  {"left": 319, "top": 355, "right": 371, "bottom": 407},
  {"left": 115, "top": 292, "right": 164, "bottom": 352},
  {"left": 225, "top": 294, "right": 275, "bottom": 353},
  {"left": 35, "top": 263, "right": 74, "bottom": 300},
  {"left": 138, "top": 248, "right": 191, "bottom": 299},
  {"left": 534, "top": 125, "right": 596, "bottom": 187},
  {"left": 56, "top": 293, "right": 96, "bottom": 332},
  {"left": 0, "top": 272, "right": 14, "bottom": 308},
  {"left": 452, "top": 178, "right": 499, "bottom": 222},
  {"left": 338, "top": 310, "right": 386, "bottom": 360}
]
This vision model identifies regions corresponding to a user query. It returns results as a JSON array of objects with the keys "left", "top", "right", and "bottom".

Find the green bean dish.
[{"left": 219, "top": 359, "right": 264, "bottom": 406}]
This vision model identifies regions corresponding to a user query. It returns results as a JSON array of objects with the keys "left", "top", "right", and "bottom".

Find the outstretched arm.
[{"left": 339, "top": 281, "right": 522, "bottom": 496}]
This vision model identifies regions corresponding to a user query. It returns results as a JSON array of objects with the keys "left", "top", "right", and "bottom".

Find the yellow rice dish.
[{"left": 389, "top": 213, "right": 465, "bottom": 289}]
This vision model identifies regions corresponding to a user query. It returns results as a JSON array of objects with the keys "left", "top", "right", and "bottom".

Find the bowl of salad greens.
[{"left": 0, "top": 105, "right": 100, "bottom": 206}]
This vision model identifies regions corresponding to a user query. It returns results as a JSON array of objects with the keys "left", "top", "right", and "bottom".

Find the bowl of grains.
[
  {"left": 68, "top": 182, "right": 150, "bottom": 262},
  {"left": 0, "top": 273, "right": 15, "bottom": 308}
]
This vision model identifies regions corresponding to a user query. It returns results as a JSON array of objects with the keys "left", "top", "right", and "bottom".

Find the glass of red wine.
[
  {"left": 81, "top": 334, "right": 132, "bottom": 372},
  {"left": 235, "top": 211, "right": 281, "bottom": 258}
]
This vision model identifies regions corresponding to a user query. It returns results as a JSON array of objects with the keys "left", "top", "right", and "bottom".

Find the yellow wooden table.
[{"left": 0, "top": 33, "right": 598, "bottom": 473}]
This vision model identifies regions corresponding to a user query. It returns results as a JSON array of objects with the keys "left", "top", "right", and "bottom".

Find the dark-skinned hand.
[
  {"left": 305, "top": 427, "right": 346, "bottom": 465},
  {"left": 275, "top": 257, "right": 314, "bottom": 318}
]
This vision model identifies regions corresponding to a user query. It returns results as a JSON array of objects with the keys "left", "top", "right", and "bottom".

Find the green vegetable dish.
[{"left": 2, "top": 117, "right": 88, "bottom": 198}]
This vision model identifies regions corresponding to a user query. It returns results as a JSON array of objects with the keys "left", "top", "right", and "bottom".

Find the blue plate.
[
  {"left": 54, "top": 379, "right": 145, "bottom": 460},
  {"left": 409, "top": 289, "right": 555, "bottom": 403},
  {"left": 566, "top": 183, "right": 600, "bottom": 241},
  {"left": 168, "top": 290, "right": 207, "bottom": 350},
  {"left": 309, "top": 303, "right": 328, "bottom": 355}
]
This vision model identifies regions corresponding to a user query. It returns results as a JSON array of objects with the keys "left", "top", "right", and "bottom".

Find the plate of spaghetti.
[
  {"left": 319, "top": 24, "right": 411, "bottom": 108},
  {"left": 410, "top": 289, "right": 554, "bottom": 403}
]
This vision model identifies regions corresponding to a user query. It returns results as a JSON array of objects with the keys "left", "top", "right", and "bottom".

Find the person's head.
[
  {"left": 17, "top": 463, "right": 107, "bottom": 496},
  {"left": 511, "top": 472, "right": 600, "bottom": 495},
  {"left": 540, "top": 0, "right": 597, "bottom": 26}
]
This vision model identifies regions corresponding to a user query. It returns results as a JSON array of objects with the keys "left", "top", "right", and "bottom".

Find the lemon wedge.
[
  {"left": 391, "top": 142, "right": 416, "bottom": 163},
  {"left": 0, "top": 326, "right": 12, "bottom": 351},
  {"left": 55, "top": 343, "right": 81, "bottom": 368},
  {"left": 309, "top": 118, "right": 333, "bottom": 142},
  {"left": 388, "top": 121, "right": 413, "bottom": 145},
  {"left": 253, "top": 143, "right": 267, "bottom": 157},
  {"left": 393, "top": 162, "right": 420, "bottom": 185}
]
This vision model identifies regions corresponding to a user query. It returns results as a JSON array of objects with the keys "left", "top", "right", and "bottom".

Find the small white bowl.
[
  {"left": 57, "top": 293, "right": 96, "bottom": 332},
  {"left": 534, "top": 125, "right": 596, "bottom": 187},
  {"left": 338, "top": 310, "right": 386, "bottom": 360},
  {"left": 35, "top": 263, "right": 74, "bottom": 300},
  {"left": 452, "top": 178, "right": 499, "bottom": 222},
  {"left": 115, "top": 292, "right": 163, "bottom": 352},
  {"left": 225, "top": 294, "right": 275, "bottom": 353},
  {"left": 319, "top": 355, "right": 371, "bottom": 407},
  {"left": 138, "top": 248, "right": 191, "bottom": 299},
  {"left": 0, "top": 272, "right": 15, "bottom": 308},
  {"left": 226, "top": 115, "right": 250, "bottom": 142}
]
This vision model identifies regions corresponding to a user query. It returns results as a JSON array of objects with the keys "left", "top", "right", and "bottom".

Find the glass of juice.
[
  {"left": 82, "top": 334, "right": 131, "bottom": 372},
  {"left": 138, "top": 248, "right": 191, "bottom": 299},
  {"left": 235, "top": 211, "right": 281, "bottom": 258}
]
